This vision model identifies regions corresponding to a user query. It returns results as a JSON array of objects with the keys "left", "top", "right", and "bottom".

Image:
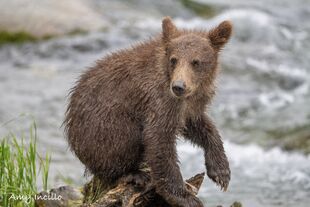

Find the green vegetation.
[
  {"left": 0, "top": 31, "right": 38, "bottom": 45},
  {"left": 68, "top": 28, "right": 88, "bottom": 36},
  {"left": 0, "top": 29, "right": 91, "bottom": 46},
  {"left": 0, "top": 122, "right": 51, "bottom": 207},
  {"left": 267, "top": 124, "right": 310, "bottom": 154},
  {"left": 230, "top": 201, "right": 243, "bottom": 207},
  {"left": 180, "top": 0, "right": 218, "bottom": 18}
]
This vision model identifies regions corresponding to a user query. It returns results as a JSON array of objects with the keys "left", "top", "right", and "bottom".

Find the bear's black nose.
[{"left": 172, "top": 80, "right": 186, "bottom": 97}]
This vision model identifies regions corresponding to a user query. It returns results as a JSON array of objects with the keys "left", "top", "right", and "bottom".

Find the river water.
[{"left": 0, "top": 0, "right": 309, "bottom": 206}]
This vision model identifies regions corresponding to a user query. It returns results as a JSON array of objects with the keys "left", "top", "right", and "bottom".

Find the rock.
[
  {"left": 35, "top": 186, "right": 83, "bottom": 207},
  {"left": 0, "top": 0, "right": 107, "bottom": 39},
  {"left": 230, "top": 201, "right": 243, "bottom": 207},
  {"left": 266, "top": 123, "right": 310, "bottom": 154},
  {"left": 179, "top": 0, "right": 219, "bottom": 18}
]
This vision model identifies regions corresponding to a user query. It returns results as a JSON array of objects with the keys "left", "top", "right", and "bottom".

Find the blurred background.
[{"left": 0, "top": 0, "right": 309, "bottom": 206}]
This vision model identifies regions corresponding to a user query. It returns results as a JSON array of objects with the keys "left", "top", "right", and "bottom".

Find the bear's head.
[{"left": 161, "top": 17, "right": 232, "bottom": 99}]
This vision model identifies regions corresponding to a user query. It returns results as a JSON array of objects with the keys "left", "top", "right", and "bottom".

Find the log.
[
  {"left": 35, "top": 166, "right": 243, "bottom": 207},
  {"left": 35, "top": 166, "right": 205, "bottom": 207}
]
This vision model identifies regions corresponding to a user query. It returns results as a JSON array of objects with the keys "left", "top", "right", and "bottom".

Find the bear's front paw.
[{"left": 205, "top": 153, "right": 230, "bottom": 191}]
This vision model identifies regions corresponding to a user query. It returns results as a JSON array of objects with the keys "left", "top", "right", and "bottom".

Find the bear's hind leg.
[
  {"left": 120, "top": 170, "right": 151, "bottom": 189},
  {"left": 92, "top": 114, "right": 144, "bottom": 185}
]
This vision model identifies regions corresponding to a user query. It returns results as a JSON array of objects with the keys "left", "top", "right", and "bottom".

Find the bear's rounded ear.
[
  {"left": 162, "top": 17, "right": 180, "bottom": 44},
  {"left": 208, "top": 20, "right": 232, "bottom": 51}
]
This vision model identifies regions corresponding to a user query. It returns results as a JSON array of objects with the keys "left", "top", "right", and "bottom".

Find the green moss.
[
  {"left": 68, "top": 28, "right": 88, "bottom": 36},
  {"left": 0, "top": 31, "right": 38, "bottom": 45},
  {"left": 231, "top": 201, "right": 243, "bottom": 207},
  {"left": 282, "top": 132, "right": 310, "bottom": 154},
  {"left": 0, "top": 29, "right": 89, "bottom": 46},
  {"left": 266, "top": 124, "right": 310, "bottom": 154},
  {"left": 180, "top": 0, "right": 218, "bottom": 18},
  {"left": 83, "top": 176, "right": 112, "bottom": 204}
]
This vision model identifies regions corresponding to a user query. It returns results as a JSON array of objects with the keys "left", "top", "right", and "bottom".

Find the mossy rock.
[
  {"left": 266, "top": 124, "right": 310, "bottom": 154},
  {"left": 180, "top": 0, "right": 218, "bottom": 18},
  {"left": 230, "top": 201, "right": 243, "bottom": 207},
  {"left": 0, "top": 31, "right": 38, "bottom": 45},
  {"left": 0, "top": 29, "right": 90, "bottom": 46},
  {"left": 282, "top": 131, "right": 310, "bottom": 154}
]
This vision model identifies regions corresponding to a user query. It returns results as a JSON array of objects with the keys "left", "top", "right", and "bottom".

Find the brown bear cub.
[{"left": 64, "top": 17, "right": 232, "bottom": 207}]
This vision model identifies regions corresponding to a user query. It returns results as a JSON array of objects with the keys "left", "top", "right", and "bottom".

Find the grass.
[{"left": 0, "top": 122, "right": 51, "bottom": 207}]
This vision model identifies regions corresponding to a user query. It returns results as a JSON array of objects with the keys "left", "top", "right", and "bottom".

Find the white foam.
[
  {"left": 178, "top": 140, "right": 310, "bottom": 186},
  {"left": 227, "top": 141, "right": 310, "bottom": 187},
  {"left": 174, "top": 8, "right": 273, "bottom": 30},
  {"left": 216, "top": 9, "right": 272, "bottom": 26},
  {"left": 258, "top": 92, "right": 294, "bottom": 109},
  {"left": 246, "top": 58, "right": 307, "bottom": 79},
  {"left": 225, "top": 141, "right": 310, "bottom": 166}
]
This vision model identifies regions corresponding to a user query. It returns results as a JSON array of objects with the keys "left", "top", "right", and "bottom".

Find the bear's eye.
[
  {"left": 191, "top": 59, "right": 200, "bottom": 67},
  {"left": 170, "top": 57, "right": 178, "bottom": 67}
]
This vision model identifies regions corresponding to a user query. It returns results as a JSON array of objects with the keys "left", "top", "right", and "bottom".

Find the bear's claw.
[
  {"left": 206, "top": 155, "right": 230, "bottom": 191},
  {"left": 207, "top": 168, "right": 230, "bottom": 191}
]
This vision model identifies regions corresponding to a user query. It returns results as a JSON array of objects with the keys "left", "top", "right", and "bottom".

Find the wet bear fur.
[{"left": 64, "top": 17, "right": 232, "bottom": 207}]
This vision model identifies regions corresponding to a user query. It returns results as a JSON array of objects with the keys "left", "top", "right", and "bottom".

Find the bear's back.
[{"left": 67, "top": 37, "right": 166, "bottom": 122}]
